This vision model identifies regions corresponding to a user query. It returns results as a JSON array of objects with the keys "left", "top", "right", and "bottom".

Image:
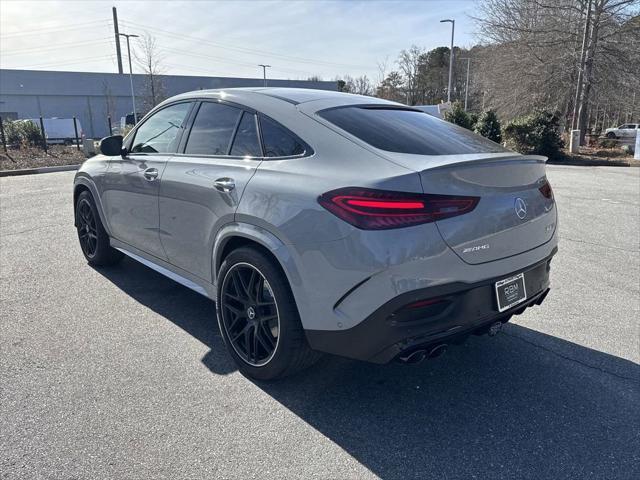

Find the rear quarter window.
[
  {"left": 318, "top": 106, "right": 508, "bottom": 155},
  {"left": 259, "top": 115, "right": 306, "bottom": 157}
]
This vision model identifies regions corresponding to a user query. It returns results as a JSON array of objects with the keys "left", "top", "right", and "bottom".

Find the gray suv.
[{"left": 74, "top": 88, "right": 558, "bottom": 380}]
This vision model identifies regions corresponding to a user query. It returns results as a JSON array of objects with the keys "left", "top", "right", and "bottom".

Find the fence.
[{"left": 0, "top": 115, "right": 84, "bottom": 155}]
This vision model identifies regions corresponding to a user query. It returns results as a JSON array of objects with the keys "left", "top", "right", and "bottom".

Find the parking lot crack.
[
  {"left": 1, "top": 223, "right": 67, "bottom": 237},
  {"left": 559, "top": 235, "right": 639, "bottom": 253},
  {"left": 503, "top": 330, "right": 639, "bottom": 383}
]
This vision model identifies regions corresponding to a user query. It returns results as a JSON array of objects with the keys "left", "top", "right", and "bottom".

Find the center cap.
[{"left": 247, "top": 306, "right": 256, "bottom": 320}]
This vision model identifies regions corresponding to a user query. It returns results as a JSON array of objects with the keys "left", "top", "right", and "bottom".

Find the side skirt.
[{"left": 110, "top": 239, "right": 215, "bottom": 300}]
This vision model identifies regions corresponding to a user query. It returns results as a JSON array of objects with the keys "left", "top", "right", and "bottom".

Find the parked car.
[
  {"left": 73, "top": 88, "right": 558, "bottom": 380},
  {"left": 605, "top": 123, "right": 639, "bottom": 139},
  {"left": 27, "top": 117, "right": 83, "bottom": 145}
]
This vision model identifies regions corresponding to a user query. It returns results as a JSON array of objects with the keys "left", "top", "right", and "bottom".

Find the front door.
[
  {"left": 159, "top": 102, "right": 263, "bottom": 281},
  {"left": 102, "top": 102, "right": 193, "bottom": 259}
]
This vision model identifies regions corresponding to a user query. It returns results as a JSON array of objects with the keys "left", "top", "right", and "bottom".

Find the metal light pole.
[
  {"left": 460, "top": 57, "right": 471, "bottom": 111},
  {"left": 258, "top": 64, "right": 271, "bottom": 87},
  {"left": 440, "top": 19, "right": 455, "bottom": 104},
  {"left": 119, "top": 32, "right": 139, "bottom": 122}
]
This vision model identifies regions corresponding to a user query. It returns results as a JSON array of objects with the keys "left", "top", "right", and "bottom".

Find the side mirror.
[{"left": 99, "top": 135, "right": 124, "bottom": 156}]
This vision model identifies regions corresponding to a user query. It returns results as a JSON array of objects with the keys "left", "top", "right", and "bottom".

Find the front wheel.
[
  {"left": 216, "top": 247, "right": 321, "bottom": 380},
  {"left": 606, "top": 132, "right": 616, "bottom": 139}
]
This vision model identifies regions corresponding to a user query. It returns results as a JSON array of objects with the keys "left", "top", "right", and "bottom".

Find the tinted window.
[
  {"left": 230, "top": 112, "right": 261, "bottom": 157},
  {"left": 260, "top": 115, "right": 305, "bottom": 157},
  {"left": 318, "top": 106, "right": 508, "bottom": 155},
  {"left": 185, "top": 102, "right": 242, "bottom": 155},
  {"left": 130, "top": 103, "right": 191, "bottom": 154}
]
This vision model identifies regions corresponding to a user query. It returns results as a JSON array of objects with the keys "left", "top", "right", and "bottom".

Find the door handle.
[
  {"left": 214, "top": 177, "right": 236, "bottom": 193},
  {"left": 143, "top": 167, "right": 159, "bottom": 181}
]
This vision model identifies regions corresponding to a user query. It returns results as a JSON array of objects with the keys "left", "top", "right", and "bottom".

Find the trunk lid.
[{"left": 383, "top": 153, "right": 557, "bottom": 264}]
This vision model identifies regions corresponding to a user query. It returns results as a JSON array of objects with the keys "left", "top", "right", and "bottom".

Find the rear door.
[
  {"left": 102, "top": 101, "right": 193, "bottom": 259},
  {"left": 158, "top": 100, "right": 263, "bottom": 281}
]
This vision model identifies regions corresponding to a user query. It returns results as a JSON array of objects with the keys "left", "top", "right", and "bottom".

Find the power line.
[
  {"left": 118, "top": 19, "right": 372, "bottom": 70},
  {"left": 158, "top": 46, "right": 317, "bottom": 76},
  {"left": 2, "top": 39, "right": 113, "bottom": 56},
  {"left": 8, "top": 55, "right": 114, "bottom": 70},
  {"left": 0, "top": 20, "right": 108, "bottom": 39}
]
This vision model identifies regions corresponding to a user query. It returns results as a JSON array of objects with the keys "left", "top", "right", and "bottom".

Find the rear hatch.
[
  {"left": 385, "top": 153, "right": 557, "bottom": 264},
  {"left": 310, "top": 104, "right": 556, "bottom": 264}
]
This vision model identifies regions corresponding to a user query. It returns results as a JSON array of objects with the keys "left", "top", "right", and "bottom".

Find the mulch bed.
[{"left": 0, "top": 146, "right": 86, "bottom": 171}]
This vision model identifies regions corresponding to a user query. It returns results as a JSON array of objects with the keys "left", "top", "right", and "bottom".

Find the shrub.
[
  {"left": 443, "top": 102, "right": 474, "bottom": 130},
  {"left": 19, "top": 120, "right": 44, "bottom": 147},
  {"left": 598, "top": 138, "right": 618, "bottom": 149},
  {"left": 1, "top": 119, "right": 22, "bottom": 146},
  {"left": 1, "top": 120, "right": 44, "bottom": 148},
  {"left": 502, "top": 110, "right": 564, "bottom": 158},
  {"left": 474, "top": 109, "right": 502, "bottom": 143}
]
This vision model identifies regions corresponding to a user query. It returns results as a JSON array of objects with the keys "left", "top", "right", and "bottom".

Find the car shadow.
[{"left": 94, "top": 257, "right": 640, "bottom": 479}]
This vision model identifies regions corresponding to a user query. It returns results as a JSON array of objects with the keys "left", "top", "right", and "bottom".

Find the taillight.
[
  {"left": 539, "top": 179, "right": 554, "bottom": 200},
  {"left": 317, "top": 187, "right": 480, "bottom": 230}
]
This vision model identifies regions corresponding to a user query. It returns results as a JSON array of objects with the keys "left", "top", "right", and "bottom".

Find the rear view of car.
[{"left": 74, "top": 88, "right": 557, "bottom": 380}]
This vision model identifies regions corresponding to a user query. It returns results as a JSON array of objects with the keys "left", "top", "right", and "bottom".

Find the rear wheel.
[
  {"left": 216, "top": 247, "right": 320, "bottom": 380},
  {"left": 75, "top": 190, "right": 123, "bottom": 266}
]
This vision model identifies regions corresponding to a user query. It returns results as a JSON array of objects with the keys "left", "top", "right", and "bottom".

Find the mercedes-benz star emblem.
[
  {"left": 514, "top": 197, "right": 527, "bottom": 219},
  {"left": 247, "top": 306, "right": 256, "bottom": 320}
]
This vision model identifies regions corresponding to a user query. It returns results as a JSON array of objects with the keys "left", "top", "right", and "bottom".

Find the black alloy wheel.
[
  {"left": 220, "top": 262, "right": 280, "bottom": 367},
  {"left": 77, "top": 198, "right": 98, "bottom": 258}
]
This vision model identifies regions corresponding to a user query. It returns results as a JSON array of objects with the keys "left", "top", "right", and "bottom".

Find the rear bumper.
[{"left": 305, "top": 247, "right": 556, "bottom": 364}]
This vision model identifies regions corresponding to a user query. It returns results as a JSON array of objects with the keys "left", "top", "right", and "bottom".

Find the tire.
[
  {"left": 75, "top": 190, "right": 123, "bottom": 266},
  {"left": 606, "top": 132, "right": 616, "bottom": 139},
  {"left": 216, "top": 247, "right": 321, "bottom": 381}
]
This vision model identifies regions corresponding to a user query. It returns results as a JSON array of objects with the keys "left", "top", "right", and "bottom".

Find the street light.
[
  {"left": 258, "top": 64, "right": 271, "bottom": 87},
  {"left": 440, "top": 19, "right": 455, "bottom": 104},
  {"left": 460, "top": 57, "right": 471, "bottom": 111},
  {"left": 119, "top": 32, "right": 140, "bottom": 123}
]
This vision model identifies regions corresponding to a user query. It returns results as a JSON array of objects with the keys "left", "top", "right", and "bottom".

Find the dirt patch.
[{"left": 0, "top": 146, "right": 86, "bottom": 171}]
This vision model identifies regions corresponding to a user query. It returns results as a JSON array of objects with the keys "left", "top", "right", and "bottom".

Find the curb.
[
  {"left": 0, "top": 164, "right": 80, "bottom": 177},
  {"left": 548, "top": 159, "right": 638, "bottom": 167}
]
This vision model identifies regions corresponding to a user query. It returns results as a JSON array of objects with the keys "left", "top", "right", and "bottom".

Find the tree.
[
  {"left": 376, "top": 71, "right": 405, "bottom": 102},
  {"left": 135, "top": 34, "right": 167, "bottom": 112},
  {"left": 474, "top": 109, "right": 502, "bottom": 142},
  {"left": 503, "top": 110, "right": 564, "bottom": 158},
  {"left": 443, "top": 102, "right": 474, "bottom": 130},
  {"left": 473, "top": 0, "right": 640, "bottom": 135},
  {"left": 336, "top": 75, "right": 373, "bottom": 96}
]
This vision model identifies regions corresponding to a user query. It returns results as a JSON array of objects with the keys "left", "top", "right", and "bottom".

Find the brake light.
[
  {"left": 539, "top": 179, "right": 554, "bottom": 199},
  {"left": 318, "top": 187, "right": 480, "bottom": 230}
]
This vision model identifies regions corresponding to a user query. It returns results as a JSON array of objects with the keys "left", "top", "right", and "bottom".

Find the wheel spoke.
[{"left": 257, "top": 322, "right": 275, "bottom": 350}]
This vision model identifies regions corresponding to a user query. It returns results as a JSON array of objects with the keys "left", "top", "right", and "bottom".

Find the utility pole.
[
  {"left": 571, "top": 0, "right": 593, "bottom": 131},
  {"left": 460, "top": 57, "right": 471, "bottom": 111},
  {"left": 112, "top": 7, "right": 123, "bottom": 74},
  {"left": 440, "top": 19, "right": 455, "bottom": 104},
  {"left": 119, "top": 32, "right": 139, "bottom": 122},
  {"left": 258, "top": 64, "right": 271, "bottom": 87}
]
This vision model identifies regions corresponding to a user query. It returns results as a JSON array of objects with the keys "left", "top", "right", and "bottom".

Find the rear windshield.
[{"left": 318, "top": 106, "right": 508, "bottom": 155}]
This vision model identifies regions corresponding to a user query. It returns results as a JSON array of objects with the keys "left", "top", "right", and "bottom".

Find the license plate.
[{"left": 495, "top": 273, "right": 527, "bottom": 312}]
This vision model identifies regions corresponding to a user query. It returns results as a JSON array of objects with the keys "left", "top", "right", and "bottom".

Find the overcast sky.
[{"left": 0, "top": 0, "right": 479, "bottom": 81}]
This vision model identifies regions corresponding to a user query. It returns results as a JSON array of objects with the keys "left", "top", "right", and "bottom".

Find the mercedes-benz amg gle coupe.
[{"left": 74, "top": 88, "right": 557, "bottom": 380}]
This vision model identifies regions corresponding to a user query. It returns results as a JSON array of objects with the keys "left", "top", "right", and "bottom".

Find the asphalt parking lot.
[{"left": 1, "top": 165, "right": 638, "bottom": 479}]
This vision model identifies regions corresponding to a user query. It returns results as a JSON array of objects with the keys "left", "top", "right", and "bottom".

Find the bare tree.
[
  {"left": 135, "top": 34, "right": 167, "bottom": 112},
  {"left": 473, "top": 0, "right": 640, "bottom": 134}
]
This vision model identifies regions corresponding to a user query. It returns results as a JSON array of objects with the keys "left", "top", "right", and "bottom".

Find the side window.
[
  {"left": 230, "top": 112, "right": 261, "bottom": 157},
  {"left": 259, "top": 115, "right": 305, "bottom": 157},
  {"left": 130, "top": 103, "right": 191, "bottom": 154},
  {"left": 185, "top": 102, "right": 242, "bottom": 155}
]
